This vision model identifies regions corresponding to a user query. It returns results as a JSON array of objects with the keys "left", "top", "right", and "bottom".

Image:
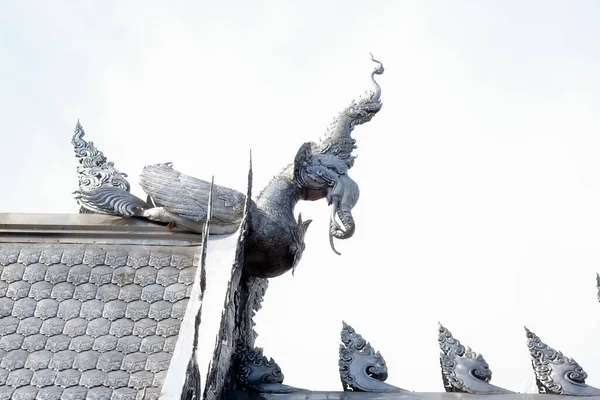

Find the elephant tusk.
[
  {"left": 329, "top": 200, "right": 342, "bottom": 255},
  {"left": 329, "top": 224, "right": 341, "bottom": 256}
]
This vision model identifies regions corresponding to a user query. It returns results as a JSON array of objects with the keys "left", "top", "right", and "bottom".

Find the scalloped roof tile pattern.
[{"left": 0, "top": 244, "right": 199, "bottom": 400}]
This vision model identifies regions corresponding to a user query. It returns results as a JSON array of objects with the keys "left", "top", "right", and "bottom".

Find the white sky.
[{"left": 1, "top": 0, "right": 600, "bottom": 393}]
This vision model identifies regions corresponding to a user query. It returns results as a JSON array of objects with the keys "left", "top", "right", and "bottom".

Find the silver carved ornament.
[
  {"left": 72, "top": 56, "right": 385, "bottom": 279},
  {"left": 438, "top": 323, "right": 512, "bottom": 394},
  {"left": 233, "top": 342, "right": 303, "bottom": 393},
  {"left": 72, "top": 121, "right": 134, "bottom": 214},
  {"left": 596, "top": 273, "right": 600, "bottom": 303},
  {"left": 525, "top": 327, "right": 600, "bottom": 396},
  {"left": 339, "top": 321, "right": 407, "bottom": 392},
  {"left": 294, "top": 54, "right": 384, "bottom": 255}
]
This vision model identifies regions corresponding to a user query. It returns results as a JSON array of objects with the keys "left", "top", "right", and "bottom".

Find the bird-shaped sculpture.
[{"left": 73, "top": 55, "right": 384, "bottom": 278}]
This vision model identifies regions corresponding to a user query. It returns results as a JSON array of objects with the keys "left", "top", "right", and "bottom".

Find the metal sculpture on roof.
[
  {"left": 525, "top": 327, "right": 600, "bottom": 396},
  {"left": 233, "top": 342, "right": 303, "bottom": 394},
  {"left": 338, "top": 321, "right": 407, "bottom": 393},
  {"left": 596, "top": 273, "right": 600, "bottom": 303},
  {"left": 438, "top": 323, "right": 512, "bottom": 394},
  {"left": 72, "top": 122, "right": 133, "bottom": 214},
  {"left": 73, "top": 55, "right": 384, "bottom": 278}
]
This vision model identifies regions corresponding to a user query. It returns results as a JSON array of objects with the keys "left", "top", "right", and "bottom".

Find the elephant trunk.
[{"left": 328, "top": 175, "right": 360, "bottom": 255}]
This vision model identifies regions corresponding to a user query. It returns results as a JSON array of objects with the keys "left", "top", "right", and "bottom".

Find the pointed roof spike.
[
  {"left": 438, "top": 324, "right": 465, "bottom": 357},
  {"left": 438, "top": 324, "right": 512, "bottom": 394},
  {"left": 71, "top": 120, "right": 133, "bottom": 214},
  {"left": 338, "top": 321, "right": 406, "bottom": 393},
  {"left": 232, "top": 342, "right": 304, "bottom": 393},
  {"left": 525, "top": 328, "right": 600, "bottom": 395}
]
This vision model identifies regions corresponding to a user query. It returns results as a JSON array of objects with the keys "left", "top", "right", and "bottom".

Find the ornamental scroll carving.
[
  {"left": 526, "top": 327, "right": 600, "bottom": 396},
  {"left": 438, "top": 323, "right": 512, "bottom": 394},
  {"left": 338, "top": 321, "right": 407, "bottom": 393}
]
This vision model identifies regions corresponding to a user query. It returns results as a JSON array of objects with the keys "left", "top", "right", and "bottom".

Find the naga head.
[
  {"left": 294, "top": 146, "right": 359, "bottom": 254},
  {"left": 294, "top": 55, "right": 384, "bottom": 255}
]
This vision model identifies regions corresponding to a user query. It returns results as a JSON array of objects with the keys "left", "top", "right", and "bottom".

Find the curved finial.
[
  {"left": 525, "top": 327, "right": 600, "bottom": 396},
  {"left": 339, "top": 321, "right": 407, "bottom": 392},
  {"left": 596, "top": 273, "right": 600, "bottom": 303},
  {"left": 438, "top": 323, "right": 512, "bottom": 394},
  {"left": 315, "top": 55, "right": 385, "bottom": 167},
  {"left": 369, "top": 53, "right": 384, "bottom": 102}
]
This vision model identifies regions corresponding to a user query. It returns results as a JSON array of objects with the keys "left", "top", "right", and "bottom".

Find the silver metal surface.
[
  {"left": 72, "top": 121, "right": 132, "bottom": 214},
  {"left": 0, "top": 213, "right": 204, "bottom": 246},
  {"left": 339, "top": 322, "right": 407, "bottom": 393},
  {"left": 226, "top": 392, "right": 596, "bottom": 400},
  {"left": 438, "top": 324, "right": 512, "bottom": 394},
  {"left": 233, "top": 344, "right": 304, "bottom": 394},
  {"left": 70, "top": 56, "right": 385, "bottom": 278},
  {"left": 525, "top": 327, "right": 600, "bottom": 396}
]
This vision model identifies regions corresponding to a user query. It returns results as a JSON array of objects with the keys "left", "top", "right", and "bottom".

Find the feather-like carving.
[{"left": 140, "top": 163, "right": 246, "bottom": 225}]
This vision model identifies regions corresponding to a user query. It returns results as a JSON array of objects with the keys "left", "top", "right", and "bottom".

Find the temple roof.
[{"left": 0, "top": 214, "right": 201, "bottom": 400}]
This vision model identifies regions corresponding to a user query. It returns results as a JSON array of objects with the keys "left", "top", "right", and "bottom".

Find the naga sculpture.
[
  {"left": 525, "top": 327, "right": 600, "bottom": 396},
  {"left": 438, "top": 323, "right": 512, "bottom": 394},
  {"left": 338, "top": 321, "right": 407, "bottom": 392},
  {"left": 73, "top": 55, "right": 384, "bottom": 278}
]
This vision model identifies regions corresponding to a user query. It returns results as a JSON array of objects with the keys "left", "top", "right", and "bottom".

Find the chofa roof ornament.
[
  {"left": 296, "top": 54, "right": 384, "bottom": 255},
  {"left": 338, "top": 321, "right": 407, "bottom": 392},
  {"left": 233, "top": 342, "right": 304, "bottom": 394},
  {"left": 71, "top": 55, "right": 385, "bottom": 279},
  {"left": 71, "top": 121, "right": 134, "bottom": 213},
  {"left": 438, "top": 323, "right": 512, "bottom": 394},
  {"left": 525, "top": 327, "right": 600, "bottom": 396}
]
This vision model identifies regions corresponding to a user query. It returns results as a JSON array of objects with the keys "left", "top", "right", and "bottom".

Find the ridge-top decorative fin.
[
  {"left": 72, "top": 121, "right": 132, "bottom": 214},
  {"left": 233, "top": 342, "right": 304, "bottom": 393},
  {"left": 525, "top": 327, "right": 600, "bottom": 396},
  {"left": 72, "top": 120, "right": 130, "bottom": 193},
  {"left": 438, "top": 323, "right": 512, "bottom": 394},
  {"left": 339, "top": 321, "right": 407, "bottom": 393}
]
